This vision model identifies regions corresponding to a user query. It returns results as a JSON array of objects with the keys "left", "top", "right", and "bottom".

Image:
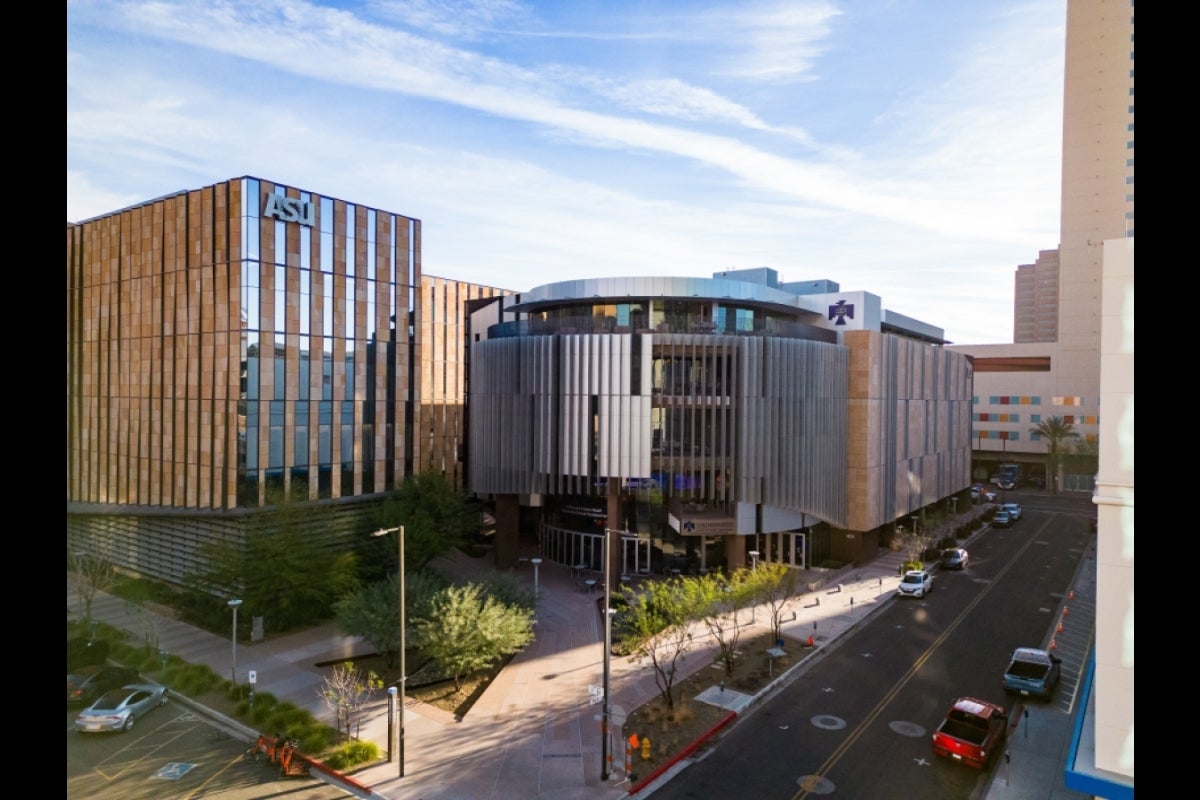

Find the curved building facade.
[{"left": 468, "top": 272, "right": 973, "bottom": 576}]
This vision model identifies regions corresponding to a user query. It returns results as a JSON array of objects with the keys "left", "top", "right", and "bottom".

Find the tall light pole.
[
  {"left": 374, "top": 526, "right": 406, "bottom": 778},
  {"left": 601, "top": 528, "right": 614, "bottom": 781},
  {"left": 227, "top": 598, "right": 242, "bottom": 684}
]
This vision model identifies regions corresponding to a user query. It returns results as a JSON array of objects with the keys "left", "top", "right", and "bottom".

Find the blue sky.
[{"left": 67, "top": 0, "right": 1066, "bottom": 345}]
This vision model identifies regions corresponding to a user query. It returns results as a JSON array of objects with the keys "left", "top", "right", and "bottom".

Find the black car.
[{"left": 67, "top": 664, "right": 139, "bottom": 707}]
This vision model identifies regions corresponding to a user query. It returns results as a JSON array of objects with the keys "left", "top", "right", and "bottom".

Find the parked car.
[
  {"left": 74, "top": 683, "right": 168, "bottom": 733},
  {"left": 1001, "top": 503, "right": 1022, "bottom": 521},
  {"left": 971, "top": 484, "right": 997, "bottom": 503},
  {"left": 940, "top": 547, "right": 969, "bottom": 570},
  {"left": 67, "top": 665, "right": 139, "bottom": 707},
  {"left": 931, "top": 696, "right": 1008, "bottom": 769},
  {"left": 897, "top": 570, "right": 934, "bottom": 598},
  {"left": 992, "top": 510, "right": 1012, "bottom": 528},
  {"left": 1002, "top": 647, "right": 1062, "bottom": 699}
]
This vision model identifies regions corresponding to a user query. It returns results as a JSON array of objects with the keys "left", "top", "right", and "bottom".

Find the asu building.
[
  {"left": 66, "top": 176, "right": 505, "bottom": 585},
  {"left": 467, "top": 270, "right": 974, "bottom": 574}
]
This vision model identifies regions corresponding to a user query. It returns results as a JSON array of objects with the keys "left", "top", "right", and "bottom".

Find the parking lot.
[{"left": 66, "top": 699, "right": 351, "bottom": 800}]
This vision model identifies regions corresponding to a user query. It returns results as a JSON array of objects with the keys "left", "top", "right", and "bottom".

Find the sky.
[{"left": 67, "top": 0, "right": 1066, "bottom": 345}]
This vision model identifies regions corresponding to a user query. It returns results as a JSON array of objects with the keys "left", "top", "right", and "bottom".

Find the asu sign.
[{"left": 263, "top": 194, "right": 315, "bottom": 227}]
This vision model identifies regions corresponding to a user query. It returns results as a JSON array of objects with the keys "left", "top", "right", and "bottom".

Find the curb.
[
  {"left": 627, "top": 710, "right": 737, "bottom": 797},
  {"left": 167, "top": 688, "right": 379, "bottom": 798},
  {"left": 626, "top": 585, "right": 898, "bottom": 797}
]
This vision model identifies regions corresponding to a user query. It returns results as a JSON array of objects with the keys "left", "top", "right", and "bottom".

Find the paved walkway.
[{"left": 69, "top": 511, "right": 1093, "bottom": 800}]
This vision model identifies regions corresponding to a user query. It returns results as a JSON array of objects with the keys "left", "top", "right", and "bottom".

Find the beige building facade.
[{"left": 952, "top": 1, "right": 1133, "bottom": 794}]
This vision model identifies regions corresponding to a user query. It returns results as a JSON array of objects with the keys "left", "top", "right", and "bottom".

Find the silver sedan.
[{"left": 74, "top": 683, "right": 168, "bottom": 733}]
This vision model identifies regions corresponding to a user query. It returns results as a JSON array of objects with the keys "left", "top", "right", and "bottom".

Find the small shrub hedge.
[{"left": 323, "top": 739, "right": 380, "bottom": 770}]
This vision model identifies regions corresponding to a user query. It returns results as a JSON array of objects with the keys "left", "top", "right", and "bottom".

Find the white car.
[
  {"left": 1001, "top": 503, "right": 1022, "bottom": 521},
  {"left": 897, "top": 570, "right": 934, "bottom": 598}
]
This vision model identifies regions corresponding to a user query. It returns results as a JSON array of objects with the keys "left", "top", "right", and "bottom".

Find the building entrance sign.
[{"left": 263, "top": 194, "right": 315, "bottom": 226}]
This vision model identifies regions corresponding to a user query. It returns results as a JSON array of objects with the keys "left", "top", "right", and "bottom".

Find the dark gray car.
[{"left": 939, "top": 547, "right": 969, "bottom": 569}]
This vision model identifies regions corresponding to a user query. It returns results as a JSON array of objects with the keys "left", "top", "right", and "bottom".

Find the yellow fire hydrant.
[{"left": 641, "top": 735, "right": 652, "bottom": 761}]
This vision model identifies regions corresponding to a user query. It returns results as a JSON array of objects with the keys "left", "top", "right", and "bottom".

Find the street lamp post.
[
  {"left": 748, "top": 550, "right": 760, "bottom": 570},
  {"left": 373, "top": 526, "right": 406, "bottom": 778},
  {"left": 601, "top": 528, "right": 615, "bottom": 781},
  {"left": 227, "top": 599, "right": 242, "bottom": 685}
]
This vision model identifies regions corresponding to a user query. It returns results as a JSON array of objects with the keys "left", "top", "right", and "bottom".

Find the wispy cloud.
[{"left": 67, "top": 0, "right": 1065, "bottom": 343}]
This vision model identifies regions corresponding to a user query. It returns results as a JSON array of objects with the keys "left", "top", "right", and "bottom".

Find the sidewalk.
[{"left": 70, "top": 518, "right": 1092, "bottom": 800}]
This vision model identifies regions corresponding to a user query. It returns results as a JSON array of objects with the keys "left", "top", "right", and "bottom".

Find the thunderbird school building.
[{"left": 466, "top": 270, "right": 974, "bottom": 576}]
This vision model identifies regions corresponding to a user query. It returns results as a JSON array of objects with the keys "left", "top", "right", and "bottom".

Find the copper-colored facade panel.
[{"left": 67, "top": 177, "right": 424, "bottom": 528}]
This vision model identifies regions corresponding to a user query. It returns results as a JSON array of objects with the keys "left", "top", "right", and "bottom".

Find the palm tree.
[{"left": 1030, "top": 416, "right": 1078, "bottom": 494}]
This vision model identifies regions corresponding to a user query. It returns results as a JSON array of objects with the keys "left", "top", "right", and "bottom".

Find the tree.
[
  {"left": 698, "top": 571, "right": 755, "bottom": 677},
  {"left": 189, "top": 502, "right": 361, "bottom": 633},
  {"left": 367, "top": 471, "right": 484, "bottom": 578},
  {"left": 125, "top": 599, "right": 165, "bottom": 653},
  {"left": 1030, "top": 416, "right": 1079, "bottom": 494},
  {"left": 753, "top": 563, "right": 799, "bottom": 644},
  {"left": 899, "top": 522, "right": 934, "bottom": 566},
  {"left": 68, "top": 551, "right": 116, "bottom": 627},
  {"left": 615, "top": 576, "right": 704, "bottom": 711},
  {"left": 318, "top": 662, "right": 383, "bottom": 742},
  {"left": 334, "top": 570, "right": 448, "bottom": 667},
  {"left": 410, "top": 583, "right": 534, "bottom": 691}
]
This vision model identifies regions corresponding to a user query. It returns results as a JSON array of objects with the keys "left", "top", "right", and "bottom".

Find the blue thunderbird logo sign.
[{"left": 828, "top": 300, "right": 855, "bottom": 325}]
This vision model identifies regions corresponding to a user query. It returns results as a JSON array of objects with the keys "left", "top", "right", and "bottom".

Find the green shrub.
[
  {"left": 263, "top": 704, "right": 311, "bottom": 735},
  {"left": 166, "top": 663, "right": 222, "bottom": 696},
  {"left": 900, "top": 559, "right": 923, "bottom": 573},
  {"left": 322, "top": 739, "right": 380, "bottom": 770},
  {"left": 298, "top": 725, "right": 337, "bottom": 754}
]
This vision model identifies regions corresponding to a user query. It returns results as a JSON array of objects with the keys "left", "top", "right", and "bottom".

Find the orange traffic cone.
[
  {"left": 805, "top": 635, "right": 815, "bottom": 647},
  {"left": 1069, "top": 590, "right": 1075, "bottom": 601},
  {"left": 1057, "top": 622, "right": 1064, "bottom": 633},
  {"left": 1049, "top": 639, "right": 1057, "bottom": 649}
]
